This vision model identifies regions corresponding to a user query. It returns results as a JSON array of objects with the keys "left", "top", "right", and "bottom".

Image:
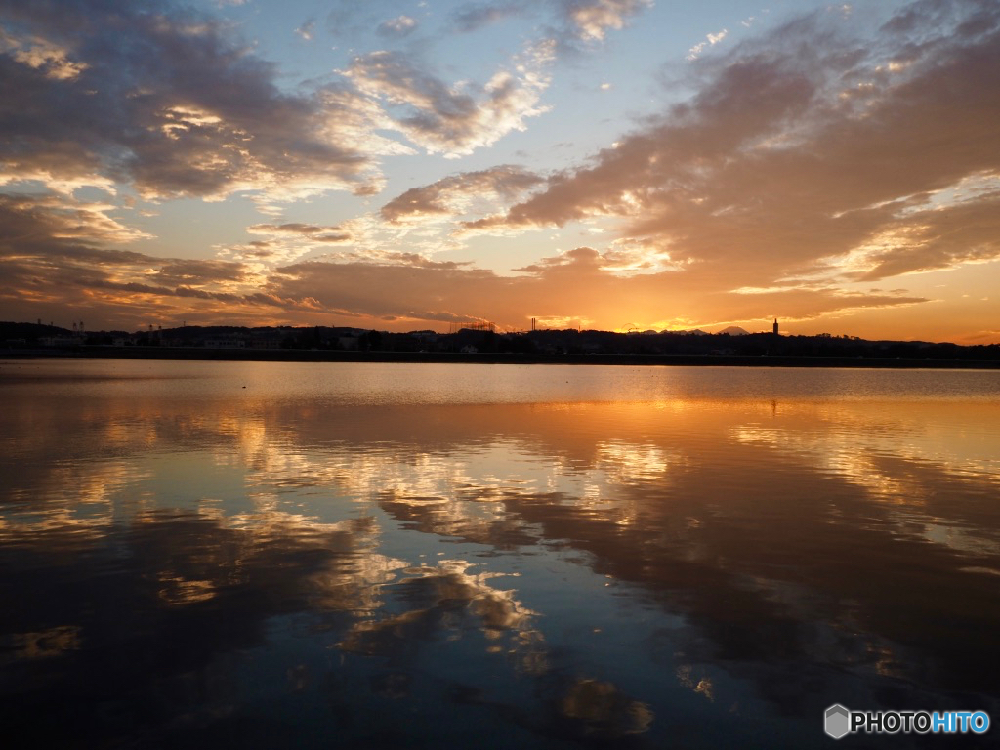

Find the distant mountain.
[
  {"left": 717, "top": 326, "right": 750, "bottom": 336},
  {"left": 660, "top": 328, "right": 708, "bottom": 336}
]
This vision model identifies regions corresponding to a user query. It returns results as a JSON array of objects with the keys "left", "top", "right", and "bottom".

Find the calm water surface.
[{"left": 1, "top": 359, "right": 999, "bottom": 748}]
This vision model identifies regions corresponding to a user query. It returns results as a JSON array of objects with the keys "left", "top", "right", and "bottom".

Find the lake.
[{"left": 1, "top": 359, "right": 998, "bottom": 748}]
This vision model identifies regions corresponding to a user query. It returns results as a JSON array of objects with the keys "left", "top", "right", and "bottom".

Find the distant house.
[
  {"left": 39, "top": 336, "right": 81, "bottom": 347},
  {"left": 248, "top": 336, "right": 282, "bottom": 349},
  {"left": 205, "top": 336, "right": 246, "bottom": 349}
]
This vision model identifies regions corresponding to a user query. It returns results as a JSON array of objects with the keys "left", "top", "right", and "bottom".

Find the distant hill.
[
  {"left": 717, "top": 326, "right": 750, "bottom": 336},
  {"left": 1, "top": 321, "right": 72, "bottom": 340}
]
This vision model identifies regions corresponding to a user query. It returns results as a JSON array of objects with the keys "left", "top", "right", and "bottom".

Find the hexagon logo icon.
[{"left": 824, "top": 704, "right": 851, "bottom": 739}]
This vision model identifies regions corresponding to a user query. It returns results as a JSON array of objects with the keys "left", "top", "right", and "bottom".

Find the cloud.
[
  {"left": 0, "top": 185, "right": 933, "bottom": 334},
  {"left": 0, "top": 191, "right": 150, "bottom": 246},
  {"left": 0, "top": 27, "right": 88, "bottom": 80},
  {"left": 845, "top": 185, "right": 1000, "bottom": 280},
  {"left": 451, "top": 2, "right": 528, "bottom": 33},
  {"left": 147, "top": 258, "right": 248, "bottom": 287},
  {"left": 381, "top": 252, "right": 472, "bottom": 270},
  {"left": 3, "top": 0, "right": 996, "bottom": 340},
  {"left": 0, "top": 192, "right": 326, "bottom": 326},
  {"left": 448, "top": 0, "right": 649, "bottom": 41},
  {"left": 514, "top": 245, "right": 603, "bottom": 272},
  {"left": 325, "top": 2, "right": 401, "bottom": 39},
  {"left": 247, "top": 223, "right": 353, "bottom": 243},
  {"left": 295, "top": 19, "right": 316, "bottom": 41},
  {"left": 377, "top": 15, "right": 418, "bottom": 38},
  {"left": 260, "top": 245, "right": 926, "bottom": 333},
  {"left": 468, "top": 0, "right": 1000, "bottom": 293},
  {"left": 341, "top": 40, "right": 554, "bottom": 157},
  {"left": 558, "top": 0, "right": 652, "bottom": 42},
  {"left": 380, "top": 165, "right": 543, "bottom": 223},
  {"left": 219, "top": 221, "right": 357, "bottom": 267},
  {"left": 0, "top": 0, "right": 389, "bottom": 204},
  {"left": 687, "top": 28, "right": 729, "bottom": 61},
  {"left": 233, "top": 215, "right": 485, "bottom": 271}
]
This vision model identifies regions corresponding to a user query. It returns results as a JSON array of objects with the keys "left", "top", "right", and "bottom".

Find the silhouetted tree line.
[{"left": 3, "top": 321, "right": 999, "bottom": 361}]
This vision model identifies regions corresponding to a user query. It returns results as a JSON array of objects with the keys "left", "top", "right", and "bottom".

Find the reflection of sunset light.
[
  {"left": 729, "top": 403, "right": 1000, "bottom": 560},
  {"left": 732, "top": 425, "right": 919, "bottom": 503},
  {"left": 157, "top": 574, "right": 218, "bottom": 605},
  {"left": 11, "top": 626, "right": 81, "bottom": 660},
  {"left": 231, "top": 416, "right": 270, "bottom": 461},
  {"left": 869, "top": 643, "right": 907, "bottom": 679},
  {"left": 0, "top": 458, "right": 152, "bottom": 542},
  {"left": 309, "top": 551, "right": 408, "bottom": 614},
  {"left": 921, "top": 523, "right": 997, "bottom": 558},
  {"left": 676, "top": 665, "right": 715, "bottom": 701},
  {"left": 0, "top": 511, "right": 108, "bottom": 543},
  {"left": 597, "top": 440, "right": 680, "bottom": 482}
]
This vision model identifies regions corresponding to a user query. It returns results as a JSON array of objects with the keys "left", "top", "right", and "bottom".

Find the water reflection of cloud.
[
  {"left": 675, "top": 664, "right": 714, "bottom": 702},
  {"left": 171, "top": 397, "right": 1000, "bottom": 705},
  {"left": 3, "top": 626, "right": 81, "bottom": 662},
  {"left": 0, "top": 459, "right": 153, "bottom": 548},
  {"left": 4, "top": 377, "right": 1000, "bottom": 743},
  {"left": 729, "top": 406, "right": 1000, "bottom": 561},
  {"left": 559, "top": 678, "right": 654, "bottom": 737},
  {"left": 340, "top": 560, "right": 546, "bottom": 668},
  {"left": 731, "top": 402, "right": 1000, "bottom": 486},
  {"left": 732, "top": 425, "right": 927, "bottom": 504}
]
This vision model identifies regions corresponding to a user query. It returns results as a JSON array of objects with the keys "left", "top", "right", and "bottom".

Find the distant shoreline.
[{"left": 4, "top": 346, "right": 1000, "bottom": 369}]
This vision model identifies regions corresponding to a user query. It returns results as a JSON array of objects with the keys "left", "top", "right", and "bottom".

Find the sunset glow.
[{"left": 2, "top": 0, "right": 999, "bottom": 342}]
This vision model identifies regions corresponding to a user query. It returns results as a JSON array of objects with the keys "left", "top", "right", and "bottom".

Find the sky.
[{"left": 2, "top": 0, "right": 999, "bottom": 342}]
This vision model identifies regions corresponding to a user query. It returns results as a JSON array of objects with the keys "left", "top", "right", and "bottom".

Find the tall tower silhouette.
[{"left": 772, "top": 318, "right": 779, "bottom": 335}]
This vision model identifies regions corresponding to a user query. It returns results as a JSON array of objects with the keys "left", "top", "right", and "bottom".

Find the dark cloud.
[
  {"left": 0, "top": 185, "right": 930, "bottom": 332},
  {"left": 3, "top": 0, "right": 994, "bottom": 339},
  {"left": 380, "top": 166, "right": 543, "bottom": 223},
  {"left": 855, "top": 190, "right": 1000, "bottom": 280},
  {"left": 473, "top": 0, "right": 1000, "bottom": 290},
  {"left": 148, "top": 259, "right": 248, "bottom": 287},
  {"left": 0, "top": 193, "right": 149, "bottom": 263},
  {"left": 382, "top": 252, "right": 472, "bottom": 270},
  {"left": 0, "top": 0, "right": 383, "bottom": 201},
  {"left": 514, "top": 245, "right": 602, "bottom": 273},
  {"left": 248, "top": 223, "right": 352, "bottom": 243},
  {"left": 0, "top": 192, "right": 321, "bottom": 326}
]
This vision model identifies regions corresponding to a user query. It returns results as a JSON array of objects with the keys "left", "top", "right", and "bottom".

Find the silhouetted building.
[{"left": 773, "top": 318, "right": 779, "bottom": 335}]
